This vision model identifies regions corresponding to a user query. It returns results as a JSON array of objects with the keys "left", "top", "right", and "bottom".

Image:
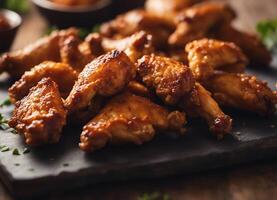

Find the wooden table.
[{"left": 1, "top": 0, "right": 277, "bottom": 199}]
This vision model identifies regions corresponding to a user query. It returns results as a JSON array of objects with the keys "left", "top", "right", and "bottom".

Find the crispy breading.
[
  {"left": 180, "top": 83, "right": 232, "bottom": 138},
  {"left": 65, "top": 50, "right": 136, "bottom": 113},
  {"left": 9, "top": 78, "right": 67, "bottom": 146},
  {"left": 80, "top": 92, "right": 186, "bottom": 152},
  {"left": 169, "top": 2, "right": 236, "bottom": 47},
  {"left": 214, "top": 25, "right": 272, "bottom": 67},
  {"left": 100, "top": 9, "right": 175, "bottom": 49},
  {"left": 186, "top": 39, "right": 248, "bottom": 81},
  {"left": 137, "top": 54, "right": 195, "bottom": 105},
  {"left": 8, "top": 61, "right": 77, "bottom": 103},
  {"left": 0, "top": 28, "right": 78, "bottom": 78},
  {"left": 203, "top": 71, "right": 277, "bottom": 116}
]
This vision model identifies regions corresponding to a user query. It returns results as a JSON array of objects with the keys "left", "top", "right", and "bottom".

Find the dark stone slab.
[{"left": 0, "top": 63, "right": 276, "bottom": 198}]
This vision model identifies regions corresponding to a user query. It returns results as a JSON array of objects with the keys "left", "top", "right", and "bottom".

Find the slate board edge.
[{"left": 2, "top": 136, "right": 277, "bottom": 198}]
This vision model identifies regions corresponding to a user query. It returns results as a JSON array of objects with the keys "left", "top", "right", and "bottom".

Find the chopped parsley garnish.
[
  {"left": 257, "top": 19, "right": 277, "bottom": 52},
  {"left": 45, "top": 24, "right": 100, "bottom": 39},
  {"left": 12, "top": 148, "right": 20, "bottom": 155},
  {"left": 138, "top": 192, "right": 170, "bottom": 200},
  {"left": 0, "top": 113, "right": 9, "bottom": 130},
  {"left": 22, "top": 147, "right": 30, "bottom": 154},
  {"left": 0, "top": 146, "right": 10, "bottom": 152},
  {"left": 0, "top": 99, "right": 11, "bottom": 107}
]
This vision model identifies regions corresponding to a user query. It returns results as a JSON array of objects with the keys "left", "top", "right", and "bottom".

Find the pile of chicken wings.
[{"left": 1, "top": 0, "right": 276, "bottom": 152}]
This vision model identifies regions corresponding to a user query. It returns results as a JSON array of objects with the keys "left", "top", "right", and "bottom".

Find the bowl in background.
[
  {"left": 0, "top": 9, "right": 22, "bottom": 52},
  {"left": 112, "top": 0, "right": 146, "bottom": 16},
  {"left": 32, "top": 0, "right": 112, "bottom": 28}
]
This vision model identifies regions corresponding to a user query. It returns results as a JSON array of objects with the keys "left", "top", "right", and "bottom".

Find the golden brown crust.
[
  {"left": 79, "top": 92, "right": 186, "bottom": 152},
  {"left": 8, "top": 61, "right": 78, "bottom": 103},
  {"left": 169, "top": 2, "right": 236, "bottom": 47},
  {"left": 214, "top": 25, "right": 272, "bottom": 67},
  {"left": 180, "top": 83, "right": 232, "bottom": 138},
  {"left": 137, "top": 54, "right": 195, "bottom": 105},
  {"left": 100, "top": 9, "right": 175, "bottom": 49},
  {"left": 65, "top": 50, "right": 136, "bottom": 113},
  {"left": 9, "top": 78, "right": 67, "bottom": 146},
  {"left": 203, "top": 71, "right": 277, "bottom": 116},
  {"left": 186, "top": 39, "right": 248, "bottom": 81},
  {"left": 59, "top": 34, "right": 96, "bottom": 72},
  {"left": 101, "top": 31, "right": 154, "bottom": 63},
  {"left": 0, "top": 28, "right": 78, "bottom": 78}
]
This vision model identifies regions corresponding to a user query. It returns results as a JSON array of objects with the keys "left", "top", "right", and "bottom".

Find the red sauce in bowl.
[{"left": 50, "top": 0, "right": 100, "bottom": 6}]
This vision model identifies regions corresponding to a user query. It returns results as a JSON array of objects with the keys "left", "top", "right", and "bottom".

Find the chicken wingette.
[
  {"left": 8, "top": 61, "right": 77, "bottom": 103},
  {"left": 9, "top": 78, "right": 67, "bottom": 146},
  {"left": 80, "top": 92, "right": 186, "bottom": 152}
]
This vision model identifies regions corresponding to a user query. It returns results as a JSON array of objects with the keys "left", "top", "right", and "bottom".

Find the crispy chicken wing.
[
  {"left": 65, "top": 50, "right": 136, "bottom": 113},
  {"left": 79, "top": 92, "right": 186, "bottom": 152},
  {"left": 9, "top": 78, "right": 67, "bottom": 146},
  {"left": 203, "top": 71, "right": 277, "bottom": 116},
  {"left": 185, "top": 39, "right": 248, "bottom": 81},
  {"left": 59, "top": 34, "right": 98, "bottom": 72},
  {"left": 169, "top": 2, "right": 236, "bottom": 47},
  {"left": 100, "top": 31, "right": 154, "bottom": 63},
  {"left": 145, "top": 0, "right": 205, "bottom": 24},
  {"left": 137, "top": 54, "right": 195, "bottom": 105},
  {"left": 8, "top": 61, "right": 77, "bottom": 103},
  {"left": 180, "top": 83, "right": 232, "bottom": 138},
  {"left": 137, "top": 55, "right": 231, "bottom": 136},
  {"left": 214, "top": 25, "right": 272, "bottom": 67},
  {"left": 0, "top": 28, "right": 78, "bottom": 78},
  {"left": 100, "top": 9, "right": 175, "bottom": 49}
]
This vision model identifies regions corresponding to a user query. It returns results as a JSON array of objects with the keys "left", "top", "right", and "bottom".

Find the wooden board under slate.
[{"left": 0, "top": 61, "right": 276, "bottom": 198}]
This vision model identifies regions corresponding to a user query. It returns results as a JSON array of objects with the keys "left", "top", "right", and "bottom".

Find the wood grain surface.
[{"left": 1, "top": 0, "right": 277, "bottom": 199}]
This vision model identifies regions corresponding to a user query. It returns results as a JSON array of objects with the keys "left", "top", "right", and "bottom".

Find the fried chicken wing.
[
  {"left": 59, "top": 34, "right": 97, "bottom": 72},
  {"left": 169, "top": 2, "right": 236, "bottom": 47},
  {"left": 101, "top": 31, "right": 154, "bottom": 63},
  {"left": 0, "top": 28, "right": 78, "bottom": 78},
  {"left": 79, "top": 92, "right": 186, "bottom": 152},
  {"left": 136, "top": 55, "right": 231, "bottom": 136},
  {"left": 137, "top": 54, "right": 195, "bottom": 105},
  {"left": 180, "top": 83, "right": 232, "bottom": 138},
  {"left": 214, "top": 25, "right": 272, "bottom": 67},
  {"left": 100, "top": 9, "right": 175, "bottom": 49},
  {"left": 65, "top": 50, "right": 136, "bottom": 113},
  {"left": 9, "top": 78, "right": 67, "bottom": 146},
  {"left": 8, "top": 61, "right": 78, "bottom": 103},
  {"left": 145, "top": 0, "right": 205, "bottom": 24},
  {"left": 185, "top": 39, "right": 248, "bottom": 81},
  {"left": 203, "top": 71, "right": 277, "bottom": 116}
]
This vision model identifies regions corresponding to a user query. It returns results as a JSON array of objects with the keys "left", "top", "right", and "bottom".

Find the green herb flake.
[
  {"left": 0, "top": 99, "right": 11, "bottom": 107},
  {"left": 257, "top": 19, "right": 277, "bottom": 52},
  {"left": 12, "top": 148, "right": 20, "bottom": 155},
  {"left": 1, "top": 146, "right": 10, "bottom": 152},
  {"left": 22, "top": 147, "right": 30, "bottom": 154},
  {"left": 14, "top": 163, "right": 20, "bottom": 166},
  {"left": 137, "top": 192, "right": 170, "bottom": 200},
  {"left": 2, "top": 0, "right": 30, "bottom": 14}
]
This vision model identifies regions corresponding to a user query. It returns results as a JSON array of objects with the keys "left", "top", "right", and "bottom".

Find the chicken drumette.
[
  {"left": 137, "top": 54, "right": 232, "bottom": 137},
  {"left": 8, "top": 61, "right": 78, "bottom": 103},
  {"left": 186, "top": 39, "right": 277, "bottom": 116},
  {"left": 9, "top": 78, "right": 67, "bottom": 146},
  {"left": 0, "top": 28, "right": 78, "bottom": 78},
  {"left": 80, "top": 92, "right": 186, "bottom": 152}
]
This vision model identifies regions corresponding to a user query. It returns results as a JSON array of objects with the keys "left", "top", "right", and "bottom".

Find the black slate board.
[{"left": 0, "top": 60, "right": 276, "bottom": 198}]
